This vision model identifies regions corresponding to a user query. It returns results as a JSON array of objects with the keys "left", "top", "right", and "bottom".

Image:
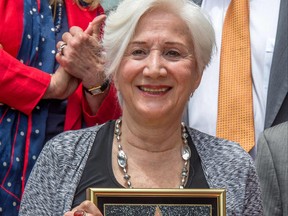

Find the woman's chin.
[{"left": 136, "top": 106, "right": 172, "bottom": 120}]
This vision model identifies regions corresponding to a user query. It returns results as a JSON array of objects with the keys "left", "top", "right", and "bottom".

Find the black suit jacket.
[{"left": 264, "top": 0, "right": 288, "bottom": 128}]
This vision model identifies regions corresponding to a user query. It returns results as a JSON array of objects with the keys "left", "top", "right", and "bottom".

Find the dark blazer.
[
  {"left": 255, "top": 122, "right": 288, "bottom": 216},
  {"left": 191, "top": 0, "right": 288, "bottom": 129},
  {"left": 264, "top": 0, "right": 288, "bottom": 129}
]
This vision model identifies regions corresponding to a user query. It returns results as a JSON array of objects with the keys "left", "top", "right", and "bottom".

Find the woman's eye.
[
  {"left": 163, "top": 50, "right": 183, "bottom": 60},
  {"left": 131, "top": 49, "right": 146, "bottom": 56},
  {"left": 166, "top": 50, "right": 181, "bottom": 57}
]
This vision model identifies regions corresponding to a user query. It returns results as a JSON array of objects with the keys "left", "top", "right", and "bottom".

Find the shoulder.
[
  {"left": 257, "top": 122, "right": 288, "bottom": 163},
  {"left": 188, "top": 127, "right": 251, "bottom": 165},
  {"left": 261, "top": 122, "right": 288, "bottom": 145},
  {"left": 257, "top": 122, "right": 288, "bottom": 158},
  {"left": 42, "top": 124, "right": 104, "bottom": 163},
  {"left": 187, "top": 127, "right": 256, "bottom": 186},
  {"left": 50, "top": 125, "right": 100, "bottom": 146},
  {"left": 187, "top": 128, "right": 262, "bottom": 214}
]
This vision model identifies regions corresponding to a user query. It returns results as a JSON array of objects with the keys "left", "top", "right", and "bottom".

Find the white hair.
[{"left": 102, "top": 0, "right": 215, "bottom": 80}]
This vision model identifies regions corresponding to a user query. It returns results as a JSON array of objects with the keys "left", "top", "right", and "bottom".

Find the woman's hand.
[
  {"left": 64, "top": 200, "right": 103, "bottom": 216},
  {"left": 43, "top": 67, "right": 79, "bottom": 100},
  {"left": 0, "top": 42, "right": 78, "bottom": 101},
  {"left": 56, "top": 15, "right": 106, "bottom": 90},
  {"left": 55, "top": 15, "right": 109, "bottom": 114}
]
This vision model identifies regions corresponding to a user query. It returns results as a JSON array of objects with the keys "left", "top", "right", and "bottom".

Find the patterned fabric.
[
  {"left": 19, "top": 122, "right": 263, "bottom": 215},
  {"left": 0, "top": 1, "right": 111, "bottom": 215},
  {"left": 217, "top": 0, "right": 255, "bottom": 152},
  {"left": 0, "top": 1, "right": 55, "bottom": 214}
]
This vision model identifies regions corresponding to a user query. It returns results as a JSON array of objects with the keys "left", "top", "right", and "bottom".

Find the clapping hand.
[{"left": 56, "top": 15, "right": 107, "bottom": 90}]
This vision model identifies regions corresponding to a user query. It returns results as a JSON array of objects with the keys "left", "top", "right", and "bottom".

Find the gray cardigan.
[{"left": 19, "top": 123, "right": 263, "bottom": 215}]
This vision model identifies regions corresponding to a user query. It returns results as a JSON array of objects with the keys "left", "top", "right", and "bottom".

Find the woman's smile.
[{"left": 138, "top": 85, "right": 171, "bottom": 95}]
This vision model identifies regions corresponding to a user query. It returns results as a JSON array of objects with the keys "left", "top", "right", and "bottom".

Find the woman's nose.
[{"left": 143, "top": 51, "right": 167, "bottom": 79}]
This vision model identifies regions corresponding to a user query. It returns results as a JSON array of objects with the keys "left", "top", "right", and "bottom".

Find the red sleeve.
[
  {"left": 0, "top": 50, "right": 51, "bottom": 115},
  {"left": 0, "top": 1, "right": 23, "bottom": 57},
  {"left": 64, "top": 83, "right": 121, "bottom": 130},
  {"left": 82, "top": 83, "right": 122, "bottom": 126}
]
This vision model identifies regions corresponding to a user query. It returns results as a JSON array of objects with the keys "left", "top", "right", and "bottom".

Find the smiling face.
[{"left": 115, "top": 9, "right": 201, "bottom": 124}]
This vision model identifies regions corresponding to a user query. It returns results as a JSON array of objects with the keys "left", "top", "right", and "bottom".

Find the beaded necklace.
[
  {"left": 52, "top": 0, "right": 63, "bottom": 33},
  {"left": 115, "top": 118, "right": 191, "bottom": 189}
]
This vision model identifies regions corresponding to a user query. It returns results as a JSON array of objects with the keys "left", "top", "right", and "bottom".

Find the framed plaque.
[{"left": 87, "top": 188, "right": 226, "bottom": 216}]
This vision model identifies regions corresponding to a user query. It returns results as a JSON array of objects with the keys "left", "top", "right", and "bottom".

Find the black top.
[{"left": 72, "top": 121, "right": 209, "bottom": 207}]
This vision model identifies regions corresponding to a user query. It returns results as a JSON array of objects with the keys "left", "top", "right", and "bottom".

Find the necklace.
[
  {"left": 115, "top": 118, "right": 191, "bottom": 189},
  {"left": 52, "top": 0, "right": 63, "bottom": 33}
]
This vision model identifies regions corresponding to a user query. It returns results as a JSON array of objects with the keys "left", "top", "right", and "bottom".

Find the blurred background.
[{"left": 101, "top": 0, "right": 122, "bottom": 14}]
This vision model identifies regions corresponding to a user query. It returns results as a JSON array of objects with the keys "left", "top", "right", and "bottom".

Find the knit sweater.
[{"left": 19, "top": 122, "right": 263, "bottom": 215}]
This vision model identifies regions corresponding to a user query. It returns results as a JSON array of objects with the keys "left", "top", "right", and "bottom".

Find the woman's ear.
[
  {"left": 195, "top": 70, "right": 203, "bottom": 88},
  {"left": 191, "top": 68, "right": 204, "bottom": 93}
]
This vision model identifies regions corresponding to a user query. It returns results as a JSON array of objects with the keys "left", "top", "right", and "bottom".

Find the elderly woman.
[{"left": 19, "top": 0, "right": 263, "bottom": 215}]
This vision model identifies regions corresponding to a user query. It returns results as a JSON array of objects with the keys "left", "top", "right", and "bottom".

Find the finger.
[
  {"left": 84, "top": 14, "right": 106, "bottom": 37},
  {"left": 55, "top": 41, "right": 68, "bottom": 66},
  {"left": 71, "top": 200, "right": 102, "bottom": 216},
  {"left": 74, "top": 210, "right": 87, "bottom": 216},
  {"left": 62, "top": 31, "right": 74, "bottom": 42},
  {"left": 85, "top": 14, "right": 106, "bottom": 35},
  {"left": 0, "top": 44, "right": 3, "bottom": 49},
  {"left": 69, "top": 26, "right": 85, "bottom": 37},
  {"left": 64, "top": 211, "right": 74, "bottom": 216},
  {"left": 56, "top": 41, "right": 66, "bottom": 50},
  {"left": 57, "top": 42, "right": 67, "bottom": 56},
  {"left": 55, "top": 52, "right": 65, "bottom": 66}
]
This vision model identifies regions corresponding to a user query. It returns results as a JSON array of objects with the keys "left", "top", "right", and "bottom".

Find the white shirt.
[{"left": 188, "top": 0, "right": 280, "bottom": 157}]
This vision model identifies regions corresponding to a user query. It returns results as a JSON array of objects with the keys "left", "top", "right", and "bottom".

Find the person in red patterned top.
[{"left": 0, "top": 0, "right": 121, "bottom": 215}]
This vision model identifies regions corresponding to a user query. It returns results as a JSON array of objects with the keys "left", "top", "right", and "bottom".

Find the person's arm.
[
  {"left": 56, "top": 15, "right": 107, "bottom": 113},
  {"left": 19, "top": 138, "right": 63, "bottom": 215},
  {"left": 256, "top": 134, "right": 282, "bottom": 216},
  {"left": 82, "top": 83, "right": 121, "bottom": 126},
  {"left": 241, "top": 159, "right": 264, "bottom": 215},
  {"left": 64, "top": 83, "right": 121, "bottom": 130},
  {"left": 0, "top": 49, "right": 79, "bottom": 115},
  {"left": 19, "top": 128, "right": 96, "bottom": 215},
  {"left": 43, "top": 66, "right": 79, "bottom": 100},
  {"left": 57, "top": 15, "right": 122, "bottom": 128},
  {"left": 0, "top": 49, "right": 51, "bottom": 115}
]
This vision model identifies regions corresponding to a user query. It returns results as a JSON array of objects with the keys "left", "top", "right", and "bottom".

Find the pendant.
[
  {"left": 182, "top": 144, "right": 191, "bottom": 161},
  {"left": 117, "top": 149, "right": 127, "bottom": 168}
]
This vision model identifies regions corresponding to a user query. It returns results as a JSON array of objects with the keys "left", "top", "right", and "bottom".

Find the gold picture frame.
[{"left": 87, "top": 188, "right": 226, "bottom": 216}]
